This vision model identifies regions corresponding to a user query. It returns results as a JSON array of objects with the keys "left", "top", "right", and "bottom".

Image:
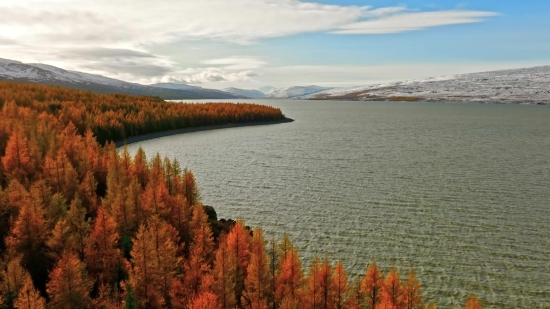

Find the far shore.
[{"left": 115, "top": 117, "right": 294, "bottom": 147}]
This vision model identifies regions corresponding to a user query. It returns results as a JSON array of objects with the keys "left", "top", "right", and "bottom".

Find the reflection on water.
[{"left": 126, "top": 100, "right": 550, "bottom": 308}]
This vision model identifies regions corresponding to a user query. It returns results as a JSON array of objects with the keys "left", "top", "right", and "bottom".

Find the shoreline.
[{"left": 115, "top": 117, "right": 294, "bottom": 147}]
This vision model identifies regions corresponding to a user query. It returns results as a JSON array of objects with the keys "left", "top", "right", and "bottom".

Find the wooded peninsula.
[{"left": 0, "top": 82, "right": 481, "bottom": 309}]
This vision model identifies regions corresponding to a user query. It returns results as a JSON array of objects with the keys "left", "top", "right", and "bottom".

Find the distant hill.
[
  {"left": 0, "top": 58, "right": 241, "bottom": 100},
  {"left": 149, "top": 82, "right": 245, "bottom": 99},
  {"left": 258, "top": 86, "right": 276, "bottom": 94},
  {"left": 265, "top": 85, "right": 334, "bottom": 99},
  {"left": 222, "top": 87, "right": 266, "bottom": 99},
  {"left": 301, "top": 66, "right": 550, "bottom": 104}
]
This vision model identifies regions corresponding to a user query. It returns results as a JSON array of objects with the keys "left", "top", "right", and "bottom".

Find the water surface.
[{"left": 126, "top": 100, "right": 550, "bottom": 308}]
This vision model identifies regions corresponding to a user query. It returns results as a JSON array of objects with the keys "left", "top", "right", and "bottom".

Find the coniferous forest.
[{"left": 0, "top": 81, "right": 482, "bottom": 309}]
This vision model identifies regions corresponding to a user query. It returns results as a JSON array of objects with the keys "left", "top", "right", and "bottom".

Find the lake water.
[{"left": 125, "top": 100, "right": 550, "bottom": 308}]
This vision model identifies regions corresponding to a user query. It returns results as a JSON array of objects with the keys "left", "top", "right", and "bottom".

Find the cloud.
[
  {"left": 62, "top": 48, "right": 158, "bottom": 60},
  {"left": 334, "top": 10, "right": 499, "bottom": 34},
  {"left": 0, "top": 1, "right": 496, "bottom": 47},
  {"left": 158, "top": 68, "right": 259, "bottom": 84},
  {"left": 0, "top": 0, "right": 499, "bottom": 84},
  {"left": 202, "top": 57, "right": 267, "bottom": 70}
]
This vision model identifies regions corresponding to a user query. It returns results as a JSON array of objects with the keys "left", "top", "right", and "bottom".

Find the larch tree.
[
  {"left": 181, "top": 206, "right": 214, "bottom": 299},
  {"left": 212, "top": 235, "right": 237, "bottom": 309},
  {"left": 13, "top": 275, "right": 46, "bottom": 309},
  {"left": 345, "top": 277, "right": 365, "bottom": 309},
  {"left": 169, "top": 194, "right": 191, "bottom": 251},
  {"left": 242, "top": 228, "right": 270, "bottom": 309},
  {"left": 128, "top": 216, "right": 179, "bottom": 309},
  {"left": 46, "top": 252, "right": 92, "bottom": 309},
  {"left": 182, "top": 170, "right": 200, "bottom": 206},
  {"left": 361, "top": 261, "right": 383, "bottom": 309},
  {"left": 402, "top": 268, "right": 423, "bottom": 309},
  {"left": 1, "top": 130, "right": 33, "bottom": 182},
  {"left": 275, "top": 247, "right": 304, "bottom": 307},
  {"left": 380, "top": 268, "right": 403, "bottom": 309},
  {"left": 128, "top": 223, "right": 160, "bottom": 309},
  {"left": 131, "top": 147, "right": 148, "bottom": 188},
  {"left": 226, "top": 219, "right": 251, "bottom": 308},
  {"left": 318, "top": 258, "right": 334, "bottom": 309},
  {"left": 463, "top": 295, "right": 482, "bottom": 309},
  {"left": 5, "top": 199, "right": 49, "bottom": 293},
  {"left": 186, "top": 274, "right": 219, "bottom": 309},
  {"left": 0, "top": 256, "right": 31, "bottom": 306},
  {"left": 85, "top": 206, "right": 121, "bottom": 286},
  {"left": 304, "top": 257, "right": 322, "bottom": 309},
  {"left": 65, "top": 195, "right": 91, "bottom": 260},
  {"left": 332, "top": 261, "right": 349, "bottom": 309}
]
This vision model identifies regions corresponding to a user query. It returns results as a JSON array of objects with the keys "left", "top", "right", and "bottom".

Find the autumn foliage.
[{"left": 0, "top": 82, "right": 481, "bottom": 308}]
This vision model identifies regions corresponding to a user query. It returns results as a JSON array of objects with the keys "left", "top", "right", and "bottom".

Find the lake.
[{"left": 125, "top": 100, "right": 550, "bottom": 308}]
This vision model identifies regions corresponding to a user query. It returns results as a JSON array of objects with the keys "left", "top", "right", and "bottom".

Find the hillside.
[
  {"left": 0, "top": 58, "right": 241, "bottom": 100},
  {"left": 302, "top": 66, "right": 550, "bottom": 104},
  {"left": 265, "top": 85, "right": 334, "bottom": 99},
  {"left": 222, "top": 87, "right": 266, "bottom": 99}
]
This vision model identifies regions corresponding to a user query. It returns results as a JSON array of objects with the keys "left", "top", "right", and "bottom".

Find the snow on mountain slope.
[
  {"left": 1, "top": 59, "right": 141, "bottom": 89},
  {"left": 222, "top": 87, "right": 265, "bottom": 99},
  {"left": 0, "top": 58, "right": 239, "bottom": 99},
  {"left": 302, "top": 66, "right": 550, "bottom": 104},
  {"left": 265, "top": 85, "right": 334, "bottom": 99}
]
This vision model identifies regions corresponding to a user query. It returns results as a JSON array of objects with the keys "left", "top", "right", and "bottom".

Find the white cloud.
[
  {"left": 0, "top": 0, "right": 499, "bottom": 84},
  {"left": 154, "top": 68, "right": 258, "bottom": 84},
  {"left": 334, "top": 10, "right": 499, "bottom": 34},
  {"left": 201, "top": 57, "right": 267, "bottom": 70}
]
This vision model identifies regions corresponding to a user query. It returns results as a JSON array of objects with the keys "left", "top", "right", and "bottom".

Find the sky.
[{"left": 0, "top": 0, "right": 549, "bottom": 90}]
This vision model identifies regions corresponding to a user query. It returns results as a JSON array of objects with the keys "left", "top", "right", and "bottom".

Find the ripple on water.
[{"left": 126, "top": 100, "right": 550, "bottom": 309}]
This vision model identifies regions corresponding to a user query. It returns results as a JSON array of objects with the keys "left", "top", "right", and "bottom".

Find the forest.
[{"left": 0, "top": 81, "right": 482, "bottom": 309}]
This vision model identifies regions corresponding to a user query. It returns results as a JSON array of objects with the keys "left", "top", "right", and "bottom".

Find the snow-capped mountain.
[
  {"left": 265, "top": 85, "right": 334, "bottom": 99},
  {"left": 300, "top": 66, "right": 550, "bottom": 104},
  {"left": 0, "top": 58, "right": 241, "bottom": 100},
  {"left": 222, "top": 87, "right": 266, "bottom": 99}
]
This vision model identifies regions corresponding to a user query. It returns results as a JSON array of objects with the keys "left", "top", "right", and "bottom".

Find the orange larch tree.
[
  {"left": 345, "top": 277, "right": 365, "bottom": 309},
  {"left": 128, "top": 216, "right": 179, "bottom": 309},
  {"left": 242, "top": 228, "right": 270, "bottom": 309},
  {"left": 0, "top": 256, "right": 31, "bottom": 306},
  {"left": 5, "top": 197, "right": 49, "bottom": 293},
  {"left": 275, "top": 246, "right": 304, "bottom": 307},
  {"left": 226, "top": 219, "right": 251, "bottom": 308},
  {"left": 212, "top": 235, "right": 237, "bottom": 309},
  {"left": 402, "top": 268, "right": 424, "bottom": 309},
  {"left": 85, "top": 206, "right": 121, "bottom": 286},
  {"left": 65, "top": 195, "right": 91, "bottom": 260},
  {"left": 13, "top": 275, "right": 46, "bottom": 309},
  {"left": 46, "top": 252, "right": 92, "bottom": 309},
  {"left": 361, "top": 261, "right": 383, "bottom": 309},
  {"left": 318, "top": 258, "right": 334, "bottom": 309},
  {"left": 304, "top": 257, "right": 322, "bottom": 309},
  {"left": 181, "top": 206, "right": 214, "bottom": 298},
  {"left": 332, "top": 261, "right": 349, "bottom": 309},
  {"left": 380, "top": 268, "right": 404, "bottom": 309},
  {"left": 463, "top": 295, "right": 482, "bottom": 309},
  {"left": 1, "top": 130, "right": 34, "bottom": 182}
]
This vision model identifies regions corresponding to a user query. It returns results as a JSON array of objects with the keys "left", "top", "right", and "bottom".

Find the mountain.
[
  {"left": 150, "top": 83, "right": 247, "bottom": 98},
  {"left": 222, "top": 87, "right": 265, "bottom": 99},
  {"left": 301, "top": 66, "right": 550, "bottom": 104},
  {"left": 258, "top": 86, "right": 276, "bottom": 94},
  {"left": 265, "top": 85, "right": 334, "bottom": 99},
  {"left": 0, "top": 58, "right": 241, "bottom": 100}
]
